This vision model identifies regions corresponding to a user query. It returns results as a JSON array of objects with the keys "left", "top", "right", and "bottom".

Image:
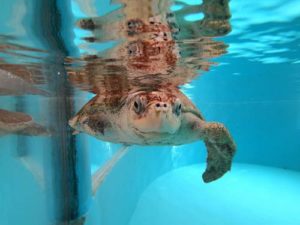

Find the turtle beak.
[
  {"left": 133, "top": 100, "right": 180, "bottom": 134},
  {"left": 154, "top": 102, "right": 169, "bottom": 113},
  {"left": 154, "top": 102, "right": 179, "bottom": 133}
]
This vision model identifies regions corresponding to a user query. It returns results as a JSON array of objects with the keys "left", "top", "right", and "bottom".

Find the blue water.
[
  {"left": 1, "top": 0, "right": 300, "bottom": 225},
  {"left": 130, "top": 164, "right": 300, "bottom": 225}
]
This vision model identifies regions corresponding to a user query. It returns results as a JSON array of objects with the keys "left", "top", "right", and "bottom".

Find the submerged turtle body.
[
  {"left": 69, "top": 87, "right": 236, "bottom": 182},
  {"left": 0, "top": 109, "right": 49, "bottom": 136}
]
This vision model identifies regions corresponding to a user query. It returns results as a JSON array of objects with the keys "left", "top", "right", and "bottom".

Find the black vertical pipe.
[
  {"left": 32, "top": 0, "right": 91, "bottom": 223},
  {"left": 16, "top": 97, "right": 27, "bottom": 157}
]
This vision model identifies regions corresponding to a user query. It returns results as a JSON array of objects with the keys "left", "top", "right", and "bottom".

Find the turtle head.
[{"left": 128, "top": 91, "right": 182, "bottom": 134}]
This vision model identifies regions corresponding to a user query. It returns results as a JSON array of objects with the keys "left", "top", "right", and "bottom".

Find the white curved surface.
[{"left": 130, "top": 163, "right": 300, "bottom": 225}]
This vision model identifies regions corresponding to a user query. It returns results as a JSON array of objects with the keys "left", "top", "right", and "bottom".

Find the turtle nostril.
[
  {"left": 156, "top": 103, "right": 160, "bottom": 107},
  {"left": 163, "top": 103, "right": 167, "bottom": 107}
]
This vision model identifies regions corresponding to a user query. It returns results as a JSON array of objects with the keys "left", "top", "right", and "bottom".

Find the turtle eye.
[
  {"left": 133, "top": 98, "right": 143, "bottom": 114},
  {"left": 173, "top": 99, "right": 182, "bottom": 116},
  {"left": 127, "top": 42, "right": 140, "bottom": 57}
]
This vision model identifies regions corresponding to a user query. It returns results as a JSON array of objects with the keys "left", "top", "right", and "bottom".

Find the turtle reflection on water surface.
[{"left": 0, "top": 109, "right": 49, "bottom": 136}]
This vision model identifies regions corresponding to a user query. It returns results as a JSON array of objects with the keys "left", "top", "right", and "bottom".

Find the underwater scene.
[{"left": 0, "top": 0, "right": 300, "bottom": 225}]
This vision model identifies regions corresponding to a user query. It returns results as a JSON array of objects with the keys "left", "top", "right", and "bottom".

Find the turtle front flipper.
[
  {"left": 201, "top": 122, "right": 236, "bottom": 183},
  {"left": 92, "top": 145, "right": 130, "bottom": 195}
]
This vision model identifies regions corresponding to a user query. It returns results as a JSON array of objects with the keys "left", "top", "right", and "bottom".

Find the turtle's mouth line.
[{"left": 133, "top": 127, "right": 172, "bottom": 136}]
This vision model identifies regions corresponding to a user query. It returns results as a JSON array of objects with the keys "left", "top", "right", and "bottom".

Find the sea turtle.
[
  {"left": 69, "top": 87, "right": 236, "bottom": 183},
  {"left": 0, "top": 109, "right": 50, "bottom": 136},
  {"left": 68, "top": 0, "right": 234, "bottom": 185}
]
